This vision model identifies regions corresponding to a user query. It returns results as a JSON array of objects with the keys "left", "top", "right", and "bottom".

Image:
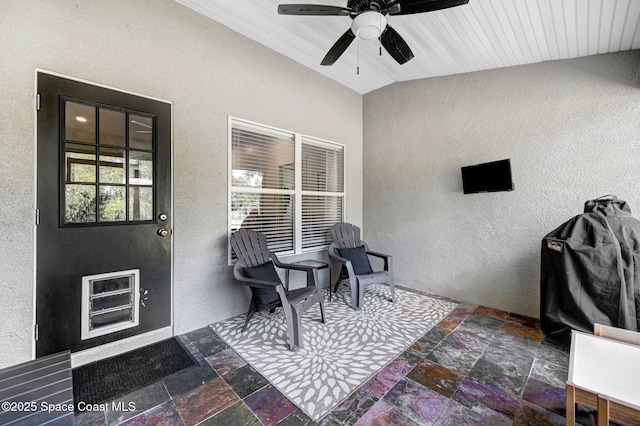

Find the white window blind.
[
  {"left": 230, "top": 122, "right": 295, "bottom": 258},
  {"left": 301, "top": 195, "right": 343, "bottom": 250},
  {"left": 301, "top": 138, "right": 345, "bottom": 249},
  {"left": 229, "top": 118, "right": 345, "bottom": 261}
]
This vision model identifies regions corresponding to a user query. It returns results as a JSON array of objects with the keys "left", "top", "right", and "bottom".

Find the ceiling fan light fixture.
[{"left": 351, "top": 11, "right": 387, "bottom": 41}]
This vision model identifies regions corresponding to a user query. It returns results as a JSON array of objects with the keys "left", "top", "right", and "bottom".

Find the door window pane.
[
  {"left": 65, "top": 144, "right": 96, "bottom": 183},
  {"left": 99, "top": 109, "right": 126, "bottom": 146},
  {"left": 65, "top": 184, "right": 96, "bottom": 223},
  {"left": 99, "top": 186, "right": 126, "bottom": 222},
  {"left": 99, "top": 148, "right": 125, "bottom": 184},
  {"left": 65, "top": 102, "right": 96, "bottom": 143},
  {"left": 129, "top": 115, "right": 153, "bottom": 150},
  {"left": 130, "top": 187, "right": 153, "bottom": 221},
  {"left": 129, "top": 151, "right": 153, "bottom": 185}
]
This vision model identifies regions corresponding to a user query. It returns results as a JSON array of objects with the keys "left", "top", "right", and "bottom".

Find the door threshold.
[{"left": 71, "top": 326, "right": 173, "bottom": 368}]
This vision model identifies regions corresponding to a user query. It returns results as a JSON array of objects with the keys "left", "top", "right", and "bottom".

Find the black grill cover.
[{"left": 540, "top": 196, "right": 640, "bottom": 336}]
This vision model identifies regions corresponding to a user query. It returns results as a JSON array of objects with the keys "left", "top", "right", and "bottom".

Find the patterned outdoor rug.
[{"left": 214, "top": 284, "right": 457, "bottom": 421}]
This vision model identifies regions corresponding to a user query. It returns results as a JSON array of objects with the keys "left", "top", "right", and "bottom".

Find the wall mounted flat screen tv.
[{"left": 461, "top": 159, "right": 514, "bottom": 194}]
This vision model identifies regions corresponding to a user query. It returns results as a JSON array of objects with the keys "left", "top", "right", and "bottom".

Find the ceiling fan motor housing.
[{"left": 351, "top": 10, "right": 387, "bottom": 41}]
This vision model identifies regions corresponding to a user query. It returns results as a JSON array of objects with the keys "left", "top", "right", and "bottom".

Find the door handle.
[{"left": 157, "top": 228, "right": 169, "bottom": 237}]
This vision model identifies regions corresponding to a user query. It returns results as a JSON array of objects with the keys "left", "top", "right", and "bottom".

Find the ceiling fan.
[{"left": 277, "top": 0, "right": 470, "bottom": 66}]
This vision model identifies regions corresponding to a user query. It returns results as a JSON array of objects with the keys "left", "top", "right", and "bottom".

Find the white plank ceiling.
[{"left": 176, "top": 0, "right": 640, "bottom": 94}]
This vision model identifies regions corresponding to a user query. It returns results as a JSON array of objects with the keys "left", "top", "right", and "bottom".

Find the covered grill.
[{"left": 540, "top": 196, "right": 640, "bottom": 337}]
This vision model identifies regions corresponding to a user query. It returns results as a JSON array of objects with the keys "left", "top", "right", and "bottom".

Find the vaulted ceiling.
[{"left": 176, "top": 0, "right": 640, "bottom": 94}]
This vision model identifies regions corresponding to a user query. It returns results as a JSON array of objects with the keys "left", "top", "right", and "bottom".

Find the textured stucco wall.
[
  {"left": 0, "top": 0, "right": 363, "bottom": 368},
  {"left": 363, "top": 51, "right": 640, "bottom": 318}
]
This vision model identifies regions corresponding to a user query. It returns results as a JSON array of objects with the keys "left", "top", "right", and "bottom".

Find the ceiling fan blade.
[
  {"left": 321, "top": 29, "right": 355, "bottom": 65},
  {"left": 278, "top": 4, "right": 352, "bottom": 16},
  {"left": 388, "top": 0, "right": 469, "bottom": 15},
  {"left": 380, "top": 25, "right": 414, "bottom": 64}
]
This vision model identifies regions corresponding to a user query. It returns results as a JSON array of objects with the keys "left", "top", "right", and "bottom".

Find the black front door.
[{"left": 36, "top": 72, "right": 172, "bottom": 357}]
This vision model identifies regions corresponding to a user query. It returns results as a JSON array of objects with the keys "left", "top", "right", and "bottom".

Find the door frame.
[{"left": 32, "top": 69, "right": 175, "bottom": 367}]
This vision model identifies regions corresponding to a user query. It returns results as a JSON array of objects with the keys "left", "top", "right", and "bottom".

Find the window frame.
[{"left": 228, "top": 116, "right": 346, "bottom": 264}]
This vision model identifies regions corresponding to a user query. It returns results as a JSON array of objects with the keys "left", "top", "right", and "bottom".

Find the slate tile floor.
[{"left": 74, "top": 293, "right": 593, "bottom": 426}]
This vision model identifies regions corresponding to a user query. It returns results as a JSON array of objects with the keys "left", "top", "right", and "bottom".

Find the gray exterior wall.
[
  {"left": 363, "top": 51, "right": 640, "bottom": 318},
  {"left": 0, "top": 0, "right": 363, "bottom": 368}
]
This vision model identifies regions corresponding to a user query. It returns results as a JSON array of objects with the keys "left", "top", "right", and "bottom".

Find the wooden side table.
[
  {"left": 566, "top": 331, "right": 640, "bottom": 426},
  {"left": 285, "top": 260, "right": 332, "bottom": 299}
]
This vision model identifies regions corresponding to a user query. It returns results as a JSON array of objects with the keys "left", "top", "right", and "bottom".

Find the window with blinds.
[
  {"left": 301, "top": 139, "right": 344, "bottom": 249},
  {"left": 229, "top": 118, "right": 345, "bottom": 261}
]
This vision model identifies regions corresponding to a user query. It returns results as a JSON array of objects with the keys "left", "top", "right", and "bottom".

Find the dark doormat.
[{"left": 72, "top": 337, "right": 196, "bottom": 408}]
